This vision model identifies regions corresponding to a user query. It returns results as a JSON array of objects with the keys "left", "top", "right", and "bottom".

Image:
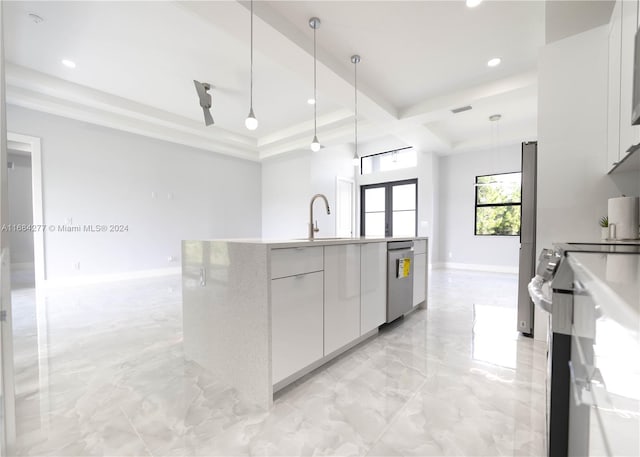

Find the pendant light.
[
  {"left": 245, "top": 0, "right": 258, "bottom": 131},
  {"left": 309, "top": 17, "right": 321, "bottom": 152},
  {"left": 351, "top": 54, "right": 361, "bottom": 166}
]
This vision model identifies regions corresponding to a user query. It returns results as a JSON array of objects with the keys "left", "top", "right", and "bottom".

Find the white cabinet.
[
  {"left": 413, "top": 253, "right": 427, "bottom": 306},
  {"left": 360, "top": 242, "right": 387, "bottom": 334},
  {"left": 270, "top": 246, "right": 323, "bottom": 279},
  {"left": 271, "top": 271, "right": 324, "bottom": 384},
  {"left": 412, "top": 240, "right": 427, "bottom": 307},
  {"left": 607, "top": 0, "right": 640, "bottom": 171},
  {"left": 608, "top": 0, "right": 622, "bottom": 169},
  {"left": 618, "top": 0, "right": 640, "bottom": 157},
  {"left": 324, "top": 244, "right": 361, "bottom": 355}
]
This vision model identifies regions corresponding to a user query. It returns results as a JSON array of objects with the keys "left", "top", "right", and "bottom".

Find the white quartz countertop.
[
  {"left": 186, "top": 236, "right": 428, "bottom": 248},
  {"left": 567, "top": 252, "right": 639, "bottom": 333}
]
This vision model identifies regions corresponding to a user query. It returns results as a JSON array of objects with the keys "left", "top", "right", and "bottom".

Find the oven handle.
[{"left": 528, "top": 275, "right": 552, "bottom": 313}]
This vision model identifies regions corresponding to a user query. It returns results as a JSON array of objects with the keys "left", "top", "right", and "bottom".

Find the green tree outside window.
[{"left": 475, "top": 173, "right": 521, "bottom": 236}]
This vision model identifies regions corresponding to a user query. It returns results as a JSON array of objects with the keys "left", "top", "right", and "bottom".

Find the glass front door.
[{"left": 361, "top": 179, "right": 417, "bottom": 238}]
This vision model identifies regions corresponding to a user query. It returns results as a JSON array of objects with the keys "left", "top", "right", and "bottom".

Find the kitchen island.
[{"left": 182, "top": 237, "right": 428, "bottom": 409}]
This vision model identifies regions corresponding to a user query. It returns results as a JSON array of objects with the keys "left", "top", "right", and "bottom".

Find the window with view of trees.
[{"left": 475, "top": 172, "right": 521, "bottom": 236}]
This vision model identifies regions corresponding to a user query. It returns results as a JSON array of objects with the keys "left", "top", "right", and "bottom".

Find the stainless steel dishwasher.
[{"left": 386, "top": 241, "right": 414, "bottom": 323}]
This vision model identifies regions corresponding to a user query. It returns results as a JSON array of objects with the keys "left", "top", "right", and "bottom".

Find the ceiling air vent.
[{"left": 451, "top": 105, "right": 472, "bottom": 114}]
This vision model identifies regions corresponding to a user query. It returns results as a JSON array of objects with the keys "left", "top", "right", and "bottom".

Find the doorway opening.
[
  {"left": 360, "top": 179, "right": 417, "bottom": 238},
  {"left": 6, "top": 134, "right": 43, "bottom": 288}
]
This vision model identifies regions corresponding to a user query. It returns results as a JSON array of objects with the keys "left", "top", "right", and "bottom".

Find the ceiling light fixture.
[
  {"left": 466, "top": 0, "right": 483, "bottom": 8},
  {"left": 245, "top": 0, "right": 258, "bottom": 131},
  {"left": 61, "top": 59, "right": 76, "bottom": 69},
  {"left": 309, "top": 17, "right": 321, "bottom": 152},
  {"left": 487, "top": 57, "right": 501, "bottom": 67},
  {"left": 351, "top": 54, "right": 361, "bottom": 167}
]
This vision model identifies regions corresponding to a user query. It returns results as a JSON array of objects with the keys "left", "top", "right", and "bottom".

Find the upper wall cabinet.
[
  {"left": 608, "top": 0, "right": 622, "bottom": 170},
  {"left": 608, "top": 0, "right": 640, "bottom": 172}
]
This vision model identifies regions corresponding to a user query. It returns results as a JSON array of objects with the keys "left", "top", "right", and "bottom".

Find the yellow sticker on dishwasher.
[{"left": 397, "top": 258, "right": 411, "bottom": 278}]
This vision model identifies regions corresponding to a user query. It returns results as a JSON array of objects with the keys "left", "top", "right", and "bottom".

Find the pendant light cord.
[
  {"left": 250, "top": 0, "right": 254, "bottom": 109},
  {"left": 313, "top": 25, "right": 317, "bottom": 136},
  {"left": 354, "top": 60, "right": 358, "bottom": 157}
]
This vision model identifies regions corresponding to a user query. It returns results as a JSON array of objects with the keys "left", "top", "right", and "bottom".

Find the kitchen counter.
[
  {"left": 562, "top": 250, "right": 639, "bottom": 456},
  {"left": 188, "top": 236, "right": 427, "bottom": 247},
  {"left": 181, "top": 237, "right": 428, "bottom": 410}
]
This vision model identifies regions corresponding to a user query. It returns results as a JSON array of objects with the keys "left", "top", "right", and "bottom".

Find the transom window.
[{"left": 360, "top": 147, "right": 416, "bottom": 175}]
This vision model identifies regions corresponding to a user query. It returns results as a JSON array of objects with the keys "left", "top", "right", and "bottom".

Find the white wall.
[
  {"left": 261, "top": 145, "right": 354, "bottom": 239},
  {"left": 7, "top": 152, "right": 33, "bottom": 265},
  {"left": 261, "top": 150, "right": 311, "bottom": 239},
  {"left": 436, "top": 143, "right": 522, "bottom": 271},
  {"left": 538, "top": 25, "right": 639, "bottom": 251},
  {"left": 536, "top": 24, "right": 640, "bottom": 339},
  {"left": 7, "top": 105, "right": 262, "bottom": 281}
]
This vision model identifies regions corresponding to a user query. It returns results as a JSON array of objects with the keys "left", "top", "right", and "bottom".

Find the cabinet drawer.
[
  {"left": 271, "top": 271, "right": 324, "bottom": 384},
  {"left": 414, "top": 239, "right": 427, "bottom": 255},
  {"left": 270, "top": 246, "right": 323, "bottom": 279}
]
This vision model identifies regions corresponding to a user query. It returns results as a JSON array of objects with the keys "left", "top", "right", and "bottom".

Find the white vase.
[{"left": 601, "top": 227, "right": 609, "bottom": 240}]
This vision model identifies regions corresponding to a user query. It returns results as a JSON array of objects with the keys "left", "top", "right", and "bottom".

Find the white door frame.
[
  {"left": 335, "top": 177, "right": 355, "bottom": 237},
  {"left": 7, "top": 132, "right": 44, "bottom": 287}
]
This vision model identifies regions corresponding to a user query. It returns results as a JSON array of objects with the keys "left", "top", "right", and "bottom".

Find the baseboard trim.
[
  {"left": 11, "top": 262, "right": 34, "bottom": 271},
  {"left": 42, "top": 267, "right": 181, "bottom": 288},
  {"left": 441, "top": 262, "right": 518, "bottom": 274}
]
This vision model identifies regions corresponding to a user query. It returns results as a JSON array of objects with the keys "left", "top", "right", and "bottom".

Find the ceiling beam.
[
  {"left": 6, "top": 64, "right": 260, "bottom": 161},
  {"left": 399, "top": 71, "right": 537, "bottom": 123}
]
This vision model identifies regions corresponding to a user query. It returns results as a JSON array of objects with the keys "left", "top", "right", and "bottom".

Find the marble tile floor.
[{"left": 9, "top": 269, "right": 547, "bottom": 456}]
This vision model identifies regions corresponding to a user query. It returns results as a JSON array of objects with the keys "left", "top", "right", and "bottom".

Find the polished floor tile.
[{"left": 10, "top": 269, "right": 547, "bottom": 456}]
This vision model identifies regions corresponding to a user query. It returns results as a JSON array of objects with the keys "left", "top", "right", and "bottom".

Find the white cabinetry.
[
  {"left": 360, "top": 242, "right": 387, "bottom": 334},
  {"left": 608, "top": 0, "right": 622, "bottom": 169},
  {"left": 271, "top": 247, "right": 324, "bottom": 385},
  {"left": 607, "top": 0, "right": 640, "bottom": 171},
  {"left": 324, "top": 244, "right": 361, "bottom": 355},
  {"left": 619, "top": 0, "right": 640, "bottom": 157},
  {"left": 412, "top": 240, "right": 427, "bottom": 307}
]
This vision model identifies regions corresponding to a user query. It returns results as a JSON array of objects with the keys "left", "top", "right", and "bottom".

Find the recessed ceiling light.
[
  {"left": 487, "top": 57, "right": 501, "bottom": 67},
  {"left": 307, "top": 98, "right": 316, "bottom": 105},
  {"left": 28, "top": 13, "right": 44, "bottom": 23},
  {"left": 466, "top": 0, "right": 483, "bottom": 8},
  {"left": 62, "top": 59, "right": 76, "bottom": 69}
]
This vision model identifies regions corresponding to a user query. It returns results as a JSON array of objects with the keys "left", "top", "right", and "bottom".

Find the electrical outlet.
[
  {"left": 73, "top": 262, "right": 80, "bottom": 270},
  {"left": 168, "top": 255, "right": 176, "bottom": 263}
]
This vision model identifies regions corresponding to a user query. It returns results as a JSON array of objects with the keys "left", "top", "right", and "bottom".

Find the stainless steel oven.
[{"left": 529, "top": 243, "right": 640, "bottom": 457}]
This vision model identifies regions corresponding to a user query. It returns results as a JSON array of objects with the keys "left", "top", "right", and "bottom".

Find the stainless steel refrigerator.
[{"left": 517, "top": 141, "right": 537, "bottom": 336}]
